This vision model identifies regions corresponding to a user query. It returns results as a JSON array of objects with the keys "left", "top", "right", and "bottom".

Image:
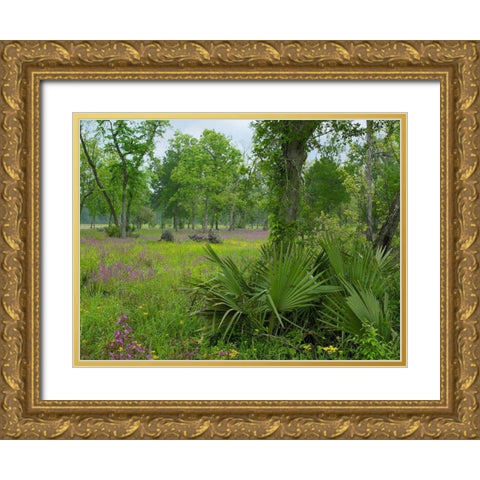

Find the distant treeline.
[{"left": 80, "top": 119, "right": 400, "bottom": 248}]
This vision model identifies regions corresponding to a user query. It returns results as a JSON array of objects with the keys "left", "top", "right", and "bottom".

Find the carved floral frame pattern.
[{"left": 0, "top": 41, "right": 479, "bottom": 439}]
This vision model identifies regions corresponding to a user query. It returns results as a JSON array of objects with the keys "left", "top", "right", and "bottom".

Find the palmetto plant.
[
  {"left": 252, "top": 243, "right": 340, "bottom": 333},
  {"left": 318, "top": 235, "right": 399, "bottom": 341},
  {"left": 189, "top": 243, "right": 339, "bottom": 340},
  {"left": 188, "top": 245, "right": 258, "bottom": 339}
]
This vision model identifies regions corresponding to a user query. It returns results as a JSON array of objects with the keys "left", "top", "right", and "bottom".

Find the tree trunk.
[
  {"left": 275, "top": 136, "right": 307, "bottom": 242},
  {"left": 270, "top": 121, "right": 317, "bottom": 244},
  {"left": 121, "top": 188, "right": 127, "bottom": 238},
  {"left": 374, "top": 189, "right": 400, "bottom": 251},
  {"left": 173, "top": 208, "right": 178, "bottom": 231},
  {"left": 210, "top": 206, "right": 215, "bottom": 230},
  {"left": 80, "top": 131, "right": 119, "bottom": 226},
  {"left": 191, "top": 202, "right": 196, "bottom": 230},
  {"left": 126, "top": 192, "right": 133, "bottom": 226},
  {"left": 203, "top": 195, "right": 209, "bottom": 232},
  {"left": 80, "top": 190, "right": 92, "bottom": 215},
  {"left": 282, "top": 144, "right": 305, "bottom": 225},
  {"left": 109, "top": 121, "right": 129, "bottom": 238},
  {"left": 365, "top": 120, "right": 374, "bottom": 242},
  {"left": 229, "top": 204, "right": 236, "bottom": 231}
]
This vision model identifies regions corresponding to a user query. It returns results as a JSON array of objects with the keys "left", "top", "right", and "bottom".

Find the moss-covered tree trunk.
[{"left": 271, "top": 121, "right": 317, "bottom": 244}]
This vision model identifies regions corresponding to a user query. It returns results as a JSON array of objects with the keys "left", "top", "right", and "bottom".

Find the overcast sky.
[
  {"left": 156, "top": 119, "right": 367, "bottom": 163},
  {"left": 82, "top": 118, "right": 372, "bottom": 163},
  {"left": 156, "top": 119, "right": 254, "bottom": 157}
]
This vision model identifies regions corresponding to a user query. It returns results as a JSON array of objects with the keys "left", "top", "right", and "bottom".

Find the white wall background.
[{"left": 2, "top": 1, "right": 478, "bottom": 478}]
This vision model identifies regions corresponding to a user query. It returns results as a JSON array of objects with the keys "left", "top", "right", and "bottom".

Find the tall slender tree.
[
  {"left": 81, "top": 119, "right": 170, "bottom": 237},
  {"left": 80, "top": 126, "right": 119, "bottom": 226}
]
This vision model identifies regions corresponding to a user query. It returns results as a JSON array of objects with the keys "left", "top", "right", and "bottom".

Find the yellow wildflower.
[
  {"left": 302, "top": 344, "right": 312, "bottom": 350},
  {"left": 323, "top": 346, "right": 339, "bottom": 354},
  {"left": 228, "top": 349, "right": 239, "bottom": 359}
]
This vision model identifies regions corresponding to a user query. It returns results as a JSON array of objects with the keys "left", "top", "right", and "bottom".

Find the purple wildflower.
[{"left": 103, "top": 315, "right": 155, "bottom": 361}]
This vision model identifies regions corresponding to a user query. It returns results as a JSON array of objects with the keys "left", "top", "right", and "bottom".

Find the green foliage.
[
  {"left": 352, "top": 323, "right": 400, "bottom": 360},
  {"left": 318, "top": 235, "right": 399, "bottom": 342},
  {"left": 266, "top": 215, "right": 298, "bottom": 245},
  {"left": 80, "top": 227, "right": 400, "bottom": 361},
  {"left": 104, "top": 223, "right": 136, "bottom": 237},
  {"left": 188, "top": 244, "right": 258, "bottom": 339},
  {"left": 166, "top": 129, "right": 243, "bottom": 231},
  {"left": 79, "top": 118, "right": 402, "bottom": 361},
  {"left": 79, "top": 228, "right": 264, "bottom": 360},
  {"left": 304, "top": 157, "right": 349, "bottom": 215},
  {"left": 189, "top": 242, "right": 339, "bottom": 340},
  {"left": 252, "top": 120, "right": 323, "bottom": 243},
  {"left": 133, "top": 205, "right": 156, "bottom": 229},
  {"left": 252, "top": 243, "right": 340, "bottom": 331},
  {"left": 80, "top": 119, "right": 170, "bottom": 237},
  {"left": 150, "top": 131, "right": 195, "bottom": 227},
  {"left": 343, "top": 120, "right": 401, "bottom": 241}
]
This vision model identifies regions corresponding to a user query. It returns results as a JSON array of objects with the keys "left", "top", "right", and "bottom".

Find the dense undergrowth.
[{"left": 80, "top": 227, "right": 400, "bottom": 361}]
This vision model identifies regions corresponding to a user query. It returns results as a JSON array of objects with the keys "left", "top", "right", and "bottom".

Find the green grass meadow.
[
  {"left": 80, "top": 227, "right": 271, "bottom": 360},
  {"left": 80, "top": 225, "right": 400, "bottom": 362}
]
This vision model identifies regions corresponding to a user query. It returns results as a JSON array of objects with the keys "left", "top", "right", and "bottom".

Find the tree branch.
[{"left": 80, "top": 128, "right": 119, "bottom": 226}]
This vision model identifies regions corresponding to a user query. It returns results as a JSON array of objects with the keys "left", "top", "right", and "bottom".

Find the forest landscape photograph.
[{"left": 77, "top": 115, "right": 404, "bottom": 363}]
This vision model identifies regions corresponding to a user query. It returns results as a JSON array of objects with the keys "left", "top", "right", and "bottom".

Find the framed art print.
[{"left": 0, "top": 41, "right": 478, "bottom": 439}]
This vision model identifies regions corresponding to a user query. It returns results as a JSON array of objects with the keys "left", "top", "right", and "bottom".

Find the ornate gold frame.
[{"left": 0, "top": 41, "right": 478, "bottom": 439}]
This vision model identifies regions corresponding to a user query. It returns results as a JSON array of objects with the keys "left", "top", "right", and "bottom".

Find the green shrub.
[
  {"left": 105, "top": 224, "right": 136, "bottom": 237},
  {"left": 188, "top": 242, "right": 340, "bottom": 340},
  {"left": 317, "top": 235, "right": 399, "bottom": 343}
]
